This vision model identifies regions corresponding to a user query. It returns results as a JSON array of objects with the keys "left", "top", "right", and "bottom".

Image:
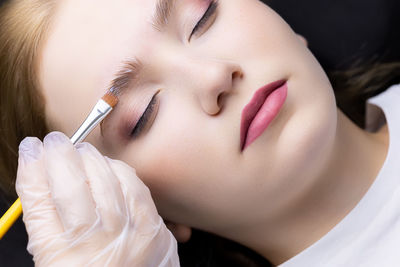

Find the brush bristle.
[{"left": 102, "top": 91, "right": 119, "bottom": 108}]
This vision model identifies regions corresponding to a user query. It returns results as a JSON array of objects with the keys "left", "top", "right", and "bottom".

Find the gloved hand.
[{"left": 16, "top": 132, "right": 180, "bottom": 267}]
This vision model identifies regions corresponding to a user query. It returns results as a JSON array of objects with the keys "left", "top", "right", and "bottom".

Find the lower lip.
[{"left": 243, "top": 82, "right": 288, "bottom": 150}]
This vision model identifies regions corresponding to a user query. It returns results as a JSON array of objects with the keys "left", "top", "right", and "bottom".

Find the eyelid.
[
  {"left": 130, "top": 90, "right": 161, "bottom": 138},
  {"left": 189, "top": 0, "right": 218, "bottom": 41}
]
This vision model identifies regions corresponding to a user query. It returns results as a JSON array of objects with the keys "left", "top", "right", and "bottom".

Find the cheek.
[
  {"left": 129, "top": 105, "right": 238, "bottom": 223},
  {"left": 126, "top": 107, "right": 207, "bottom": 209},
  {"left": 218, "top": 1, "right": 296, "bottom": 55},
  {"left": 140, "top": 113, "right": 209, "bottom": 188}
]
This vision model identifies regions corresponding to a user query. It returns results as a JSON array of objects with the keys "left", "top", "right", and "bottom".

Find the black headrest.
[{"left": 266, "top": 0, "right": 400, "bottom": 71}]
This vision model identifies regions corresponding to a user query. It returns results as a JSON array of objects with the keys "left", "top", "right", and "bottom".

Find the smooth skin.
[{"left": 35, "top": 0, "right": 388, "bottom": 265}]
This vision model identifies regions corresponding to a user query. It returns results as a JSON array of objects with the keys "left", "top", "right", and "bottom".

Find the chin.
[{"left": 251, "top": 87, "right": 337, "bottom": 185}]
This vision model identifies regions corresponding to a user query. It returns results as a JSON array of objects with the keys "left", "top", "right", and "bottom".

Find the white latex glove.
[{"left": 16, "top": 132, "right": 180, "bottom": 267}]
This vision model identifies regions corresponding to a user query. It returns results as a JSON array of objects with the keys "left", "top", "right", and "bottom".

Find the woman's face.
[{"left": 40, "top": 0, "right": 337, "bottom": 234}]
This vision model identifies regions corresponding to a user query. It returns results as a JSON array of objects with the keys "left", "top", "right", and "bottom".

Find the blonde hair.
[{"left": 0, "top": 0, "right": 56, "bottom": 200}]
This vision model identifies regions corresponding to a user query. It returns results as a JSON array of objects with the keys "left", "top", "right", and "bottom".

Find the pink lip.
[{"left": 240, "top": 79, "right": 288, "bottom": 151}]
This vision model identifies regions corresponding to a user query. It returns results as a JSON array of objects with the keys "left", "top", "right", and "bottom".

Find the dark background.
[
  {"left": 266, "top": 0, "right": 400, "bottom": 70},
  {"left": 1, "top": 0, "right": 399, "bottom": 266}
]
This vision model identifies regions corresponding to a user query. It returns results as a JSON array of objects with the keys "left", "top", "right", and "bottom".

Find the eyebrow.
[
  {"left": 109, "top": 59, "right": 143, "bottom": 97},
  {"left": 108, "top": 0, "right": 176, "bottom": 97},
  {"left": 99, "top": 58, "right": 142, "bottom": 137},
  {"left": 152, "top": 0, "right": 176, "bottom": 32},
  {"left": 100, "top": 0, "right": 176, "bottom": 136}
]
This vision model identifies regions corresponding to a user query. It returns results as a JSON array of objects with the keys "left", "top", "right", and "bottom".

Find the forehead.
[
  {"left": 40, "top": 0, "right": 159, "bottom": 134},
  {"left": 45, "top": 0, "right": 155, "bottom": 89},
  {"left": 57, "top": 0, "right": 154, "bottom": 34},
  {"left": 52, "top": 0, "right": 156, "bottom": 54}
]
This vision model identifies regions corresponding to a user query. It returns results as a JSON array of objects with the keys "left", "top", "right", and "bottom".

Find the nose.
[
  {"left": 188, "top": 59, "right": 243, "bottom": 115},
  {"left": 160, "top": 49, "right": 244, "bottom": 115}
]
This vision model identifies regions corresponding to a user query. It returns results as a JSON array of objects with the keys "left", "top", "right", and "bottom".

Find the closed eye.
[
  {"left": 124, "top": 1, "right": 219, "bottom": 140},
  {"left": 130, "top": 91, "right": 160, "bottom": 138},
  {"left": 189, "top": 0, "right": 219, "bottom": 41}
]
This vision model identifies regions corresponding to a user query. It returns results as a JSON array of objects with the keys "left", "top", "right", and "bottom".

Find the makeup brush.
[{"left": 0, "top": 89, "right": 119, "bottom": 239}]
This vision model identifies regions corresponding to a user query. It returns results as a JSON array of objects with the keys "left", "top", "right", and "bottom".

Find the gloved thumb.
[{"left": 16, "top": 137, "right": 64, "bottom": 256}]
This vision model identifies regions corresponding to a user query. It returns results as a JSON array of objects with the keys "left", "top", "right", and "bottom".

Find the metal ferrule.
[{"left": 70, "top": 99, "right": 112, "bottom": 144}]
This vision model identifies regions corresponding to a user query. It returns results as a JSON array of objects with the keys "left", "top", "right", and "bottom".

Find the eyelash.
[
  {"left": 129, "top": 1, "right": 218, "bottom": 138},
  {"left": 130, "top": 93, "right": 159, "bottom": 138},
  {"left": 189, "top": 0, "right": 219, "bottom": 40}
]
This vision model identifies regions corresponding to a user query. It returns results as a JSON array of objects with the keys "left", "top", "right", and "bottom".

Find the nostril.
[
  {"left": 232, "top": 69, "right": 244, "bottom": 79},
  {"left": 217, "top": 92, "right": 222, "bottom": 107},
  {"left": 217, "top": 91, "right": 226, "bottom": 111},
  {"left": 214, "top": 70, "right": 242, "bottom": 114}
]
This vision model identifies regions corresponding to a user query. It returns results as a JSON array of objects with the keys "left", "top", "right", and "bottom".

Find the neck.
[{"left": 225, "top": 108, "right": 389, "bottom": 266}]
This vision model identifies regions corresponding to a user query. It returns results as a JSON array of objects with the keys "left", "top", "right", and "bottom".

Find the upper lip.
[{"left": 240, "top": 79, "right": 286, "bottom": 150}]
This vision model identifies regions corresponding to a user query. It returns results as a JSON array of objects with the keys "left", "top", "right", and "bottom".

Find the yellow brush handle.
[
  {"left": 0, "top": 198, "right": 22, "bottom": 239},
  {"left": 0, "top": 93, "right": 117, "bottom": 241}
]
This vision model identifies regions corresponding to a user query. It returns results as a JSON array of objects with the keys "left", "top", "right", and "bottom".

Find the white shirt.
[{"left": 279, "top": 84, "right": 400, "bottom": 267}]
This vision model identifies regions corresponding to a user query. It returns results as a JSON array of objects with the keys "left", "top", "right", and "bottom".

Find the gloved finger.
[
  {"left": 16, "top": 137, "right": 64, "bottom": 254},
  {"left": 104, "top": 158, "right": 161, "bottom": 229},
  {"left": 43, "top": 132, "right": 97, "bottom": 232},
  {"left": 76, "top": 142, "right": 126, "bottom": 233},
  {"left": 105, "top": 157, "right": 180, "bottom": 266}
]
